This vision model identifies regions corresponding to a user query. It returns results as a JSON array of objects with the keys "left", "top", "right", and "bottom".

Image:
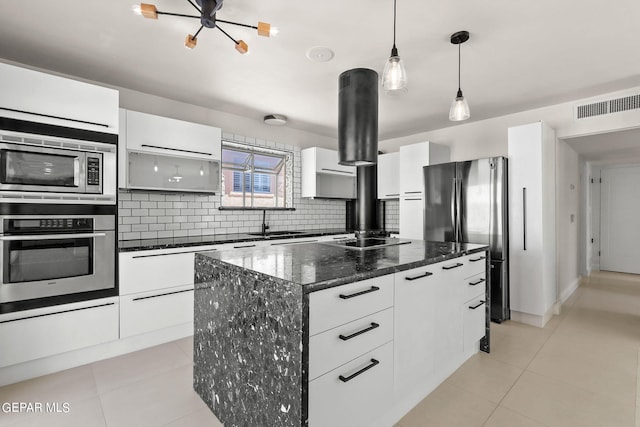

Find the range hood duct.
[{"left": 338, "top": 68, "right": 378, "bottom": 166}]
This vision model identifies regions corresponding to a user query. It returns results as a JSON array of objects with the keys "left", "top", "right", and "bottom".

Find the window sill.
[{"left": 218, "top": 207, "right": 296, "bottom": 211}]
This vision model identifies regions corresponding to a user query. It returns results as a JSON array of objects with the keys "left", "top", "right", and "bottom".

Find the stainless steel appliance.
[
  {"left": 0, "top": 214, "right": 116, "bottom": 305},
  {"left": 0, "top": 128, "right": 116, "bottom": 204},
  {"left": 423, "top": 157, "right": 509, "bottom": 322}
]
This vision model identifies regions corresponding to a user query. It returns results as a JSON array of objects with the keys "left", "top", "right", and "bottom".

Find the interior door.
[{"left": 600, "top": 165, "right": 640, "bottom": 274}]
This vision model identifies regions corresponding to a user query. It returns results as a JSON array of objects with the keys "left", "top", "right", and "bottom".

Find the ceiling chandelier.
[{"left": 134, "top": 0, "right": 277, "bottom": 54}]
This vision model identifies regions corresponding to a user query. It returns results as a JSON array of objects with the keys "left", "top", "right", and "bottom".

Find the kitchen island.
[{"left": 193, "top": 238, "right": 489, "bottom": 427}]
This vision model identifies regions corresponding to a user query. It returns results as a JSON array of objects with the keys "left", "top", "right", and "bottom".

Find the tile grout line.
[{"left": 480, "top": 293, "right": 578, "bottom": 427}]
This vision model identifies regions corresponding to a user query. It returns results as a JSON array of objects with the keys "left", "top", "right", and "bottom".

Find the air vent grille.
[{"left": 576, "top": 94, "right": 640, "bottom": 119}]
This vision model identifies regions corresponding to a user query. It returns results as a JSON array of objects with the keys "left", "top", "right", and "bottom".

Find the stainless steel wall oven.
[{"left": 0, "top": 118, "right": 118, "bottom": 313}]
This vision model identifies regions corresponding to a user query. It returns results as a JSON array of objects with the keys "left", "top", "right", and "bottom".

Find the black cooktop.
[{"left": 321, "top": 237, "right": 412, "bottom": 251}]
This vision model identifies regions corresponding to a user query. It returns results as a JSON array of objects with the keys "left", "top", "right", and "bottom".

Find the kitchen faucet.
[{"left": 261, "top": 210, "right": 269, "bottom": 236}]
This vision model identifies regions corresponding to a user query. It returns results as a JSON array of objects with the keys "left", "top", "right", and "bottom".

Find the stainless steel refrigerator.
[{"left": 423, "top": 157, "right": 510, "bottom": 322}]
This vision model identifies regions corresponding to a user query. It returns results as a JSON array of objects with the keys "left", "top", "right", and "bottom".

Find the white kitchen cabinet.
[
  {"left": 377, "top": 152, "right": 400, "bottom": 199},
  {"left": 399, "top": 141, "right": 450, "bottom": 196},
  {"left": 119, "top": 109, "right": 222, "bottom": 192},
  {"left": 118, "top": 245, "right": 219, "bottom": 338},
  {"left": 302, "top": 147, "right": 356, "bottom": 199},
  {"left": 308, "top": 342, "right": 393, "bottom": 427},
  {"left": 508, "top": 122, "right": 557, "bottom": 326},
  {"left": 119, "top": 285, "right": 194, "bottom": 338},
  {"left": 398, "top": 142, "right": 449, "bottom": 239},
  {"left": 393, "top": 253, "right": 487, "bottom": 409},
  {"left": 309, "top": 274, "right": 394, "bottom": 335},
  {"left": 308, "top": 275, "right": 394, "bottom": 427},
  {"left": 0, "top": 298, "right": 119, "bottom": 368},
  {"left": 0, "top": 62, "right": 119, "bottom": 134},
  {"left": 399, "top": 195, "right": 424, "bottom": 240}
]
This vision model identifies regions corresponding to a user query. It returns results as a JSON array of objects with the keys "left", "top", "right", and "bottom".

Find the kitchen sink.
[{"left": 247, "top": 231, "right": 304, "bottom": 237}]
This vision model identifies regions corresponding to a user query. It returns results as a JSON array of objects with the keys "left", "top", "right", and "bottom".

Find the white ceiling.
[{"left": 1, "top": 0, "right": 640, "bottom": 141}]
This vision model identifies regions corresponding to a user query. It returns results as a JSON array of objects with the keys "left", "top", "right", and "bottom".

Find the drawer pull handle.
[
  {"left": 405, "top": 272, "right": 433, "bottom": 281},
  {"left": 442, "top": 262, "right": 463, "bottom": 270},
  {"left": 338, "top": 359, "right": 380, "bottom": 383},
  {"left": 233, "top": 244, "right": 256, "bottom": 248},
  {"left": 339, "top": 286, "right": 380, "bottom": 300},
  {"left": 469, "top": 256, "right": 486, "bottom": 262},
  {"left": 339, "top": 322, "right": 380, "bottom": 341},
  {"left": 469, "top": 301, "right": 485, "bottom": 310},
  {"left": 469, "top": 278, "right": 486, "bottom": 286}
]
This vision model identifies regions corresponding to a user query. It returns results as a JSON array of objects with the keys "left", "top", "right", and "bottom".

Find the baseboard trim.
[
  {"left": 510, "top": 305, "right": 556, "bottom": 328},
  {"left": 560, "top": 277, "right": 581, "bottom": 303}
]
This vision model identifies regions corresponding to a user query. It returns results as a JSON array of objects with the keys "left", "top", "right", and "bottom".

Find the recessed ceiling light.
[
  {"left": 306, "top": 46, "right": 334, "bottom": 63},
  {"left": 264, "top": 114, "right": 287, "bottom": 125}
]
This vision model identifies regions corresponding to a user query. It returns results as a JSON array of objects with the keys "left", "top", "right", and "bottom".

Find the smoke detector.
[
  {"left": 306, "top": 46, "right": 334, "bottom": 63},
  {"left": 263, "top": 114, "right": 287, "bottom": 125}
]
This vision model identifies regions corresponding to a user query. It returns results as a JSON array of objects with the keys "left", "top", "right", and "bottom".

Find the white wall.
[{"left": 556, "top": 141, "right": 581, "bottom": 301}]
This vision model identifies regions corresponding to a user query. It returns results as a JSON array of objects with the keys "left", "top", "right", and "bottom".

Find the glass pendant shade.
[
  {"left": 382, "top": 53, "right": 408, "bottom": 94},
  {"left": 449, "top": 90, "right": 470, "bottom": 121}
]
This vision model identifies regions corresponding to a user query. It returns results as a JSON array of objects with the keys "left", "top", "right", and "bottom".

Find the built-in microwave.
[
  {"left": 0, "top": 127, "right": 116, "bottom": 204},
  {"left": 0, "top": 141, "right": 102, "bottom": 193}
]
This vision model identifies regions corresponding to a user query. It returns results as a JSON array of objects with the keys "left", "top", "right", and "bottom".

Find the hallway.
[{"left": 398, "top": 271, "right": 640, "bottom": 426}]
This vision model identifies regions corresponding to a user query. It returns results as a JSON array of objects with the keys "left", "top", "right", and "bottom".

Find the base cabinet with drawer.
[
  {"left": 308, "top": 275, "right": 394, "bottom": 427},
  {"left": 118, "top": 246, "right": 219, "bottom": 338},
  {"left": 392, "top": 252, "right": 489, "bottom": 419}
]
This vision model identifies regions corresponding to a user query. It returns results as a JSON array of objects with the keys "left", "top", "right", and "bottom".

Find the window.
[{"left": 221, "top": 142, "right": 292, "bottom": 208}]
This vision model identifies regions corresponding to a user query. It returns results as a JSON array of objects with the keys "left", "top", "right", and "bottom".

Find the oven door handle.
[{"left": 0, "top": 232, "right": 107, "bottom": 241}]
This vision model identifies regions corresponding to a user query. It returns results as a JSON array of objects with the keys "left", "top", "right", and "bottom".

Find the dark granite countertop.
[
  {"left": 118, "top": 228, "right": 353, "bottom": 252},
  {"left": 197, "top": 239, "right": 488, "bottom": 293}
]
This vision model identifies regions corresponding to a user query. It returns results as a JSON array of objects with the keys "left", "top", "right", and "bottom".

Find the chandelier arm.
[
  {"left": 216, "top": 19, "right": 258, "bottom": 30},
  {"left": 156, "top": 11, "right": 200, "bottom": 19},
  {"left": 216, "top": 25, "right": 239, "bottom": 44},
  {"left": 192, "top": 25, "right": 204, "bottom": 39},
  {"left": 186, "top": 0, "right": 201, "bottom": 13}
]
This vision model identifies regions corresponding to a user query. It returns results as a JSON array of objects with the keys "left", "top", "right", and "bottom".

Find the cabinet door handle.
[
  {"left": 321, "top": 168, "right": 354, "bottom": 175},
  {"left": 442, "top": 262, "right": 463, "bottom": 270},
  {"left": 469, "top": 301, "right": 486, "bottom": 310},
  {"left": 338, "top": 322, "right": 380, "bottom": 341},
  {"left": 141, "top": 144, "right": 212, "bottom": 157},
  {"left": 469, "top": 256, "right": 486, "bottom": 262},
  {"left": 338, "top": 359, "right": 380, "bottom": 383},
  {"left": 233, "top": 244, "right": 256, "bottom": 248},
  {"left": 339, "top": 286, "right": 380, "bottom": 299},
  {"left": 404, "top": 198, "right": 422, "bottom": 201},
  {"left": 469, "top": 278, "right": 486, "bottom": 286},
  {"left": 403, "top": 191, "right": 422, "bottom": 194},
  {"left": 385, "top": 193, "right": 400, "bottom": 197},
  {"left": 405, "top": 271, "right": 433, "bottom": 281},
  {"left": 523, "top": 187, "right": 527, "bottom": 251}
]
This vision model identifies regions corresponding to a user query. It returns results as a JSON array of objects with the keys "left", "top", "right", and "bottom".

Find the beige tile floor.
[{"left": 1, "top": 271, "right": 638, "bottom": 426}]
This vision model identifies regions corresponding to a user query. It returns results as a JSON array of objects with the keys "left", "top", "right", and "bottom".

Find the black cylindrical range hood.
[{"left": 338, "top": 68, "right": 378, "bottom": 166}]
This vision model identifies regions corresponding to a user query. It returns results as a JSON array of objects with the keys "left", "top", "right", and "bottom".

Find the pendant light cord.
[
  {"left": 392, "top": 0, "right": 397, "bottom": 49},
  {"left": 458, "top": 43, "right": 461, "bottom": 91}
]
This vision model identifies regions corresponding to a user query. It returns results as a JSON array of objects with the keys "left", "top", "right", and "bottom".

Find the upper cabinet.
[
  {"left": 302, "top": 147, "right": 356, "bottom": 199},
  {"left": 119, "top": 109, "right": 221, "bottom": 193},
  {"left": 377, "top": 152, "right": 400, "bottom": 199},
  {"left": 399, "top": 141, "right": 450, "bottom": 196},
  {"left": 0, "top": 62, "right": 119, "bottom": 134}
]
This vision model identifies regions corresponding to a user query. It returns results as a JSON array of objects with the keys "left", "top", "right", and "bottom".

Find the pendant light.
[
  {"left": 382, "top": 0, "right": 407, "bottom": 95},
  {"left": 449, "top": 30, "right": 470, "bottom": 121}
]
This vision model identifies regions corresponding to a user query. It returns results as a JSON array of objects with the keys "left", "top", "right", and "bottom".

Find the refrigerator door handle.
[
  {"left": 522, "top": 187, "right": 527, "bottom": 251},
  {"left": 451, "top": 177, "right": 457, "bottom": 241}
]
